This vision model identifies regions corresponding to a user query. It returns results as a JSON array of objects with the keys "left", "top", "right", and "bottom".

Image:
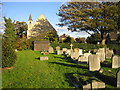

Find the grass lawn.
[{"left": 2, "top": 50, "right": 120, "bottom": 88}]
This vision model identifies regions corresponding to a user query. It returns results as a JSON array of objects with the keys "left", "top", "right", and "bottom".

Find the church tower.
[{"left": 27, "top": 14, "right": 33, "bottom": 39}]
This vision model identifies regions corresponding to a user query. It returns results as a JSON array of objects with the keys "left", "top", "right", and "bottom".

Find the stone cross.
[{"left": 70, "top": 43, "right": 73, "bottom": 51}]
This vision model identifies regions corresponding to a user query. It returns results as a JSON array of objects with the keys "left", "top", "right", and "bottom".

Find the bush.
[
  {"left": 2, "top": 39, "right": 17, "bottom": 68},
  {"left": 51, "top": 42, "right": 103, "bottom": 51}
]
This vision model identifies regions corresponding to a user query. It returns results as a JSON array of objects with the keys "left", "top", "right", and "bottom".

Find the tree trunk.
[
  {"left": 101, "top": 31, "right": 106, "bottom": 46},
  {"left": 101, "top": 38, "right": 106, "bottom": 46}
]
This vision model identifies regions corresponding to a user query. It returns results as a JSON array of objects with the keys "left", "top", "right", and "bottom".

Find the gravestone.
[
  {"left": 96, "top": 52, "right": 105, "bottom": 62},
  {"left": 65, "top": 49, "right": 72, "bottom": 56},
  {"left": 62, "top": 48, "right": 67, "bottom": 54},
  {"left": 34, "top": 40, "right": 50, "bottom": 51},
  {"left": 49, "top": 46, "right": 54, "bottom": 53},
  {"left": 78, "top": 53, "right": 92, "bottom": 63},
  {"left": 79, "top": 49, "right": 83, "bottom": 56},
  {"left": 83, "top": 81, "right": 105, "bottom": 89},
  {"left": 117, "top": 70, "right": 120, "bottom": 88},
  {"left": 40, "top": 56, "right": 48, "bottom": 60},
  {"left": 83, "top": 83, "right": 91, "bottom": 89},
  {"left": 88, "top": 54, "right": 101, "bottom": 71},
  {"left": 71, "top": 52, "right": 79, "bottom": 59},
  {"left": 106, "top": 48, "right": 114, "bottom": 59},
  {"left": 112, "top": 55, "right": 120, "bottom": 68},
  {"left": 57, "top": 50, "right": 63, "bottom": 55},
  {"left": 56, "top": 46, "right": 60, "bottom": 51},
  {"left": 91, "top": 81, "right": 105, "bottom": 89}
]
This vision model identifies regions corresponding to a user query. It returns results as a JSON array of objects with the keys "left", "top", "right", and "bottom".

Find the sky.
[{"left": 2, "top": 2, "right": 90, "bottom": 38}]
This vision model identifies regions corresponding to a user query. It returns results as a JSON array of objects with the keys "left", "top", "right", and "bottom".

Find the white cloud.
[{"left": 56, "top": 26, "right": 91, "bottom": 38}]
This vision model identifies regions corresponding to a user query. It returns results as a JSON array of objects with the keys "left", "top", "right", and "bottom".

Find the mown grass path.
[{"left": 2, "top": 50, "right": 120, "bottom": 88}]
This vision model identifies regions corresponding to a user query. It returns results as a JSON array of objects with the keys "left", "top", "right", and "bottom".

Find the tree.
[
  {"left": 57, "top": 2, "right": 119, "bottom": 45},
  {"left": 14, "top": 21, "right": 27, "bottom": 38},
  {"left": 2, "top": 17, "right": 17, "bottom": 68},
  {"left": 86, "top": 33, "right": 102, "bottom": 44}
]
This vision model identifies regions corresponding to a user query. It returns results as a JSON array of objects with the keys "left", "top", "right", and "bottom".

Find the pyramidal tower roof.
[
  {"left": 28, "top": 14, "right": 33, "bottom": 21},
  {"left": 38, "top": 14, "right": 46, "bottom": 20}
]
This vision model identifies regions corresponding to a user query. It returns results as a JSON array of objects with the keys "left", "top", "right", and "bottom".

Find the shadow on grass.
[
  {"left": 54, "top": 56, "right": 77, "bottom": 64},
  {"left": 101, "top": 62, "right": 112, "bottom": 68},
  {"left": 50, "top": 62, "right": 88, "bottom": 69},
  {"left": 35, "top": 57, "right": 40, "bottom": 60},
  {"left": 65, "top": 71, "right": 116, "bottom": 88}
]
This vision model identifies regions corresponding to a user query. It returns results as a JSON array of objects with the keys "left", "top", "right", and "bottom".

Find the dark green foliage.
[
  {"left": 2, "top": 17, "right": 17, "bottom": 68},
  {"left": 51, "top": 42, "right": 103, "bottom": 51},
  {"left": 57, "top": 2, "right": 119, "bottom": 45},
  {"left": 2, "top": 39, "right": 17, "bottom": 68},
  {"left": 86, "top": 33, "right": 102, "bottom": 44}
]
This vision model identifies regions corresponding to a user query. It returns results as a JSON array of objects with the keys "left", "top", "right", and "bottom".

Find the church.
[{"left": 27, "top": 14, "right": 57, "bottom": 39}]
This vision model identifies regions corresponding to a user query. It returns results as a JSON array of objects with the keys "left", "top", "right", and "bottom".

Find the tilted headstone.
[
  {"left": 117, "top": 70, "right": 120, "bottom": 88},
  {"left": 57, "top": 50, "right": 63, "bottom": 55},
  {"left": 88, "top": 54, "right": 101, "bottom": 71},
  {"left": 56, "top": 46, "right": 60, "bottom": 51},
  {"left": 112, "top": 55, "right": 120, "bottom": 68},
  {"left": 83, "top": 83, "right": 91, "bottom": 89},
  {"left": 49, "top": 46, "right": 54, "bottom": 53},
  {"left": 40, "top": 56, "right": 48, "bottom": 60}
]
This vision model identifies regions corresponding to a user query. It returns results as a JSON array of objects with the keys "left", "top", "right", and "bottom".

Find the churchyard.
[{"left": 2, "top": 43, "right": 120, "bottom": 89}]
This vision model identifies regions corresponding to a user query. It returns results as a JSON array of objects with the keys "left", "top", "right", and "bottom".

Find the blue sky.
[{"left": 3, "top": 2, "right": 90, "bottom": 38}]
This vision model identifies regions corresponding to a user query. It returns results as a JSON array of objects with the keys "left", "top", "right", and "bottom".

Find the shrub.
[{"left": 2, "top": 39, "right": 17, "bottom": 68}]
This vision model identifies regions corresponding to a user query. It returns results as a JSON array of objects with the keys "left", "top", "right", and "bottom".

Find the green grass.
[{"left": 2, "top": 50, "right": 120, "bottom": 88}]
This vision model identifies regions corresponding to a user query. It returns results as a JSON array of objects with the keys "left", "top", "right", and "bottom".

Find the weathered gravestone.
[
  {"left": 83, "top": 81, "right": 105, "bottom": 89},
  {"left": 57, "top": 50, "right": 63, "bottom": 55},
  {"left": 65, "top": 49, "right": 71, "bottom": 55},
  {"left": 34, "top": 40, "right": 50, "bottom": 51},
  {"left": 96, "top": 52, "right": 105, "bottom": 62},
  {"left": 62, "top": 48, "right": 67, "bottom": 54},
  {"left": 49, "top": 46, "right": 54, "bottom": 53},
  {"left": 56, "top": 46, "right": 60, "bottom": 51},
  {"left": 106, "top": 48, "right": 114, "bottom": 59},
  {"left": 78, "top": 53, "right": 92, "bottom": 63},
  {"left": 117, "top": 70, "right": 120, "bottom": 88},
  {"left": 40, "top": 56, "right": 48, "bottom": 60},
  {"left": 91, "top": 81, "right": 105, "bottom": 89},
  {"left": 71, "top": 52, "right": 79, "bottom": 59},
  {"left": 88, "top": 54, "right": 101, "bottom": 71},
  {"left": 112, "top": 55, "right": 120, "bottom": 68}
]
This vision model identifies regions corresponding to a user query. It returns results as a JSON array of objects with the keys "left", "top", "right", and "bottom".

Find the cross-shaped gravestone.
[{"left": 70, "top": 43, "right": 73, "bottom": 51}]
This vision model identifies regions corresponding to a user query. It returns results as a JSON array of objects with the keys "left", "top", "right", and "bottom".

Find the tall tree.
[
  {"left": 57, "top": 2, "right": 119, "bottom": 45},
  {"left": 2, "top": 17, "right": 17, "bottom": 68}
]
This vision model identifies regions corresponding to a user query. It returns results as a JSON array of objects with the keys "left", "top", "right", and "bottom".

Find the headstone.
[
  {"left": 112, "top": 55, "right": 120, "bottom": 68},
  {"left": 40, "top": 56, "right": 48, "bottom": 60},
  {"left": 106, "top": 48, "right": 114, "bottom": 59},
  {"left": 78, "top": 53, "right": 92, "bottom": 63},
  {"left": 79, "top": 49, "right": 83, "bottom": 56},
  {"left": 83, "top": 81, "right": 105, "bottom": 89},
  {"left": 62, "top": 48, "right": 67, "bottom": 54},
  {"left": 83, "top": 83, "right": 91, "bottom": 89},
  {"left": 88, "top": 54, "right": 101, "bottom": 71},
  {"left": 56, "top": 46, "right": 60, "bottom": 51},
  {"left": 74, "top": 48, "right": 79, "bottom": 52},
  {"left": 96, "top": 52, "right": 105, "bottom": 62},
  {"left": 91, "top": 81, "right": 105, "bottom": 89},
  {"left": 34, "top": 40, "right": 50, "bottom": 51},
  {"left": 49, "top": 46, "right": 54, "bottom": 53},
  {"left": 65, "top": 49, "right": 72, "bottom": 56},
  {"left": 57, "top": 50, "right": 63, "bottom": 55},
  {"left": 117, "top": 70, "right": 120, "bottom": 88},
  {"left": 71, "top": 52, "right": 79, "bottom": 59}
]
